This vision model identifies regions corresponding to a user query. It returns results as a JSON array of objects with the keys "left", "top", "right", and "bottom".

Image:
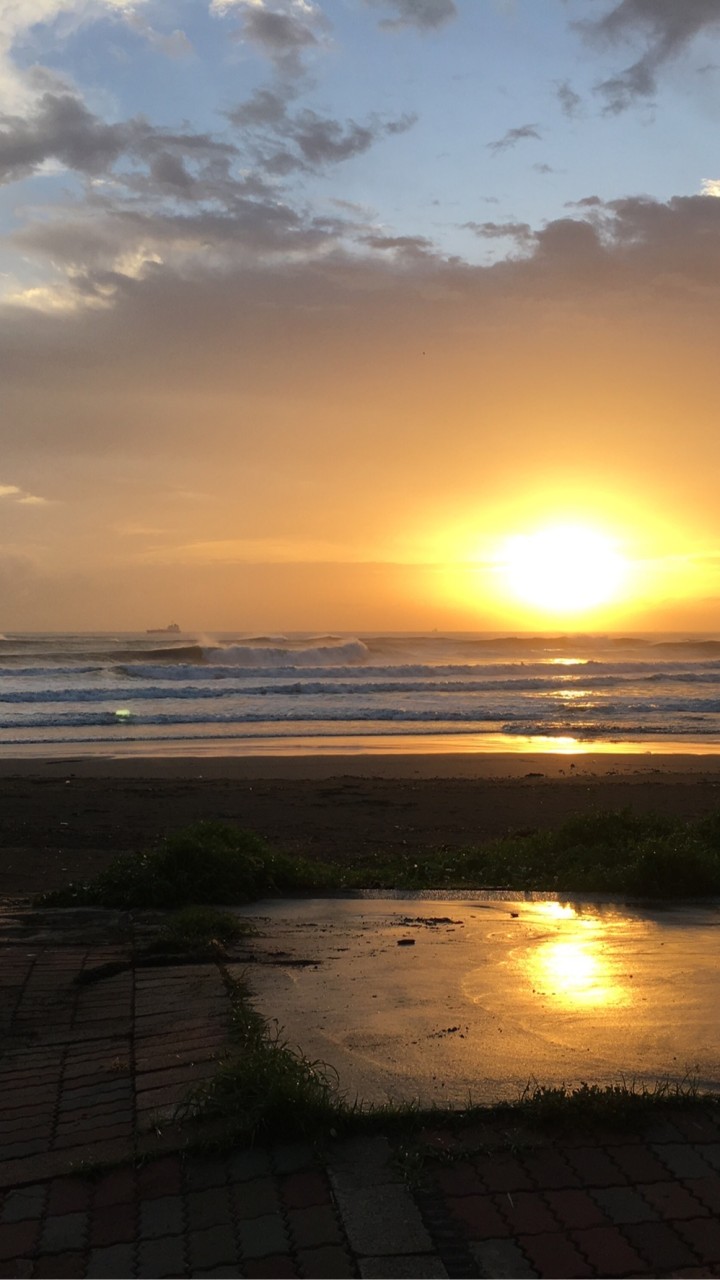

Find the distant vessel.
[{"left": 146, "top": 622, "right": 181, "bottom": 634}]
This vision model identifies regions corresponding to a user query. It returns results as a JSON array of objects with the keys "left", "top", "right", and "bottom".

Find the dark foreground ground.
[
  {"left": 2, "top": 757, "right": 720, "bottom": 1276},
  {"left": 1, "top": 903, "right": 720, "bottom": 1280}
]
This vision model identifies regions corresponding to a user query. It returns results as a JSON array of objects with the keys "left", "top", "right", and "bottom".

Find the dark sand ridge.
[{"left": 2, "top": 752, "right": 720, "bottom": 895}]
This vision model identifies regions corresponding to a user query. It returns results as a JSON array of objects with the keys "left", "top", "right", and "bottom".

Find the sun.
[{"left": 497, "top": 523, "right": 627, "bottom": 616}]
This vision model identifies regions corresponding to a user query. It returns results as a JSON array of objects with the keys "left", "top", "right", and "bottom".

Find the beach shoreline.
[{"left": 3, "top": 749, "right": 720, "bottom": 897}]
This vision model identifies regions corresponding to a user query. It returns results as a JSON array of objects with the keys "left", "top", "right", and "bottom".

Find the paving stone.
[
  {"left": 473, "top": 1153, "right": 533, "bottom": 1194},
  {"left": 86, "top": 1243, "right": 136, "bottom": 1277},
  {"left": 92, "top": 1166, "right": 136, "bottom": 1207},
  {"left": 281, "top": 1171, "right": 330, "bottom": 1210},
  {"left": 139, "top": 1195, "right": 184, "bottom": 1239},
  {"left": 561, "top": 1145, "right": 626, "bottom": 1188},
  {"left": 652, "top": 1143, "right": 717, "bottom": 1180},
  {"left": 684, "top": 1176, "right": 720, "bottom": 1213},
  {"left": 592, "top": 1185, "right": 659, "bottom": 1224},
  {"left": 0, "top": 1185, "right": 46, "bottom": 1224},
  {"left": 570, "top": 1224, "right": 647, "bottom": 1276},
  {"left": 243, "top": 1255, "right": 298, "bottom": 1278},
  {"left": 89, "top": 1201, "right": 136, "bottom": 1247},
  {"left": 520, "top": 1149, "right": 580, "bottom": 1190},
  {"left": 0, "top": 1219, "right": 39, "bottom": 1262},
  {"left": 496, "top": 1190, "right": 560, "bottom": 1236},
  {"left": 470, "top": 1238, "right": 538, "bottom": 1278},
  {"left": 700, "top": 1142, "right": 720, "bottom": 1171},
  {"left": 185, "top": 1157, "right": 229, "bottom": 1191},
  {"left": 227, "top": 1149, "right": 273, "bottom": 1182},
  {"left": 640, "top": 1179, "right": 709, "bottom": 1219},
  {"left": 39, "top": 1212, "right": 88, "bottom": 1253},
  {"left": 609, "top": 1143, "right": 674, "bottom": 1183},
  {"left": 237, "top": 1211, "right": 289, "bottom": 1259},
  {"left": 47, "top": 1178, "right": 92, "bottom": 1216},
  {"left": 137, "top": 1232, "right": 187, "bottom": 1277},
  {"left": 193, "top": 1269, "right": 243, "bottom": 1278},
  {"left": 359, "top": 1254, "right": 448, "bottom": 1278},
  {"left": 518, "top": 1230, "right": 593, "bottom": 1278},
  {"left": 434, "top": 1162, "right": 485, "bottom": 1198},
  {"left": 296, "top": 1244, "right": 355, "bottom": 1278},
  {"left": 335, "top": 1184, "right": 432, "bottom": 1256},
  {"left": 446, "top": 1194, "right": 509, "bottom": 1241},
  {"left": 272, "top": 1144, "right": 315, "bottom": 1176},
  {"left": 232, "top": 1177, "right": 279, "bottom": 1220},
  {"left": 328, "top": 1137, "right": 398, "bottom": 1195},
  {"left": 624, "top": 1220, "right": 698, "bottom": 1271},
  {"left": 187, "top": 1186, "right": 233, "bottom": 1230},
  {"left": 644, "top": 1119, "right": 685, "bottom": 1144},
  {"left": 188, "top": 1224, "right": 240, "bottom": 1271},
  {"left": 288, "top": 1205, "right": 343, "bottom": 1250},
  {"left": 675, "top": 1217, "right": 720, "bottom": 1265},
  {"left": 32, "top": 1251, "right": 87, "bottom": 1278},
  {"left": 543, "top": 1188, "right": 608, "bottom": 1230},
  {"left": 136, "top": 1155, "right": 184, "bottom": 1199}
]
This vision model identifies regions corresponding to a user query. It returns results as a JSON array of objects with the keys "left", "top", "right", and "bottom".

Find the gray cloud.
[
  {"left": 487, "top": 123, "right": 541, "bottom": 154},
  {"left": 0, "top": 91, "right": 238, "bottom": 189},
  {"left": 227, "top": 89, "right": 416, "bottom": 174},
  {"left": 464, "top": 220, "right": 534, "bottom": 244},
  {"left": 226, "top": 3, "right": 330, "bottom": 79},
  {"left": 555, "top": 79, "right": 581, "bottom": 118},
  {"left": 363, "top": 0, "right": 457, "bottom": 32},
  {"left": 579, "top": 0, "right": 720, "bottom": 112}
]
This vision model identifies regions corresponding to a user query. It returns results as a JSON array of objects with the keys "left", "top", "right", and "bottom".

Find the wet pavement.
[
  {"left": 2, "top": 897, "right": 720, "bottom": 1277},
  {"left": 234, "top": 895, "right": 720, "bottom": 1106}
]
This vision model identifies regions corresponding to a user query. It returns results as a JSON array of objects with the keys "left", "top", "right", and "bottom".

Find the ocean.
[{"left": 3, "top": 631, "right": 720, "bottom": 758}]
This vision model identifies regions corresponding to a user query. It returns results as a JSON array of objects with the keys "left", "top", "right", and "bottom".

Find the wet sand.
[{"left": 3, "top": 752, "right": 720, "bottom": 896}]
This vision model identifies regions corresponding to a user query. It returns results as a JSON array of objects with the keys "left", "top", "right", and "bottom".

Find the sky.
[{"left": 2, "top": 0, "right": 720, "bottom": 632}]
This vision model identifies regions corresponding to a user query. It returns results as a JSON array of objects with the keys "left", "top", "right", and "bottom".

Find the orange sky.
[{"left": 2, "top": 1, "right": 720, "bottom": 631}]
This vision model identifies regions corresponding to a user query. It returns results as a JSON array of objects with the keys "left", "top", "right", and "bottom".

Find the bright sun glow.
[{"left": 498, "top": 523, "right": 627, "bottom": 615}]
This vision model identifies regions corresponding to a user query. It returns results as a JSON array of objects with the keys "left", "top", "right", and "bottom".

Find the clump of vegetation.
[
  {"left": 40, "top": 808, "right": 720, "bottom": 910},
  {"left": 40, "top": 821, "right": 337, "bottom": 909},
  {"left": 353, "top": 808, "right": 720, "bottom": 898},
  {"left": 145, "top": 905, "right": 251, "bottom": 957},
  {"left": 179, "top": 973, "right": 346, "bottom": 1141},
  {"left": 509, "top": 1077, "right": 702, "bottom": 1131}
]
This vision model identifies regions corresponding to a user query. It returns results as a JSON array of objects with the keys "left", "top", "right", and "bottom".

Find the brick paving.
[{"left": 2, "top": 905, "right": 720, "bottom": 1277}]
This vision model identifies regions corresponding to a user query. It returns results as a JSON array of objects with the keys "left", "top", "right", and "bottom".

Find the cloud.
[
  {"left": 701, "top": 179, "right": 720, "bottom": 197},
  {"left": 0, "top": 481, "right": 47, "bottom": 504},
  {"left": 362, "top": 0, "right": 457, "bottom": 31},
  {"left": 227, "top": 88, "right": 416, "bottom": 174},
  {"left": 0, "top": 90, "right": 239, "bottom": 188},
  {"left": 487, "top": 123, "right": 541, "bottom": 154},
  {"left": 555, "top": 79, "right": 581, "bottom": 118},
  {"left": 210, "top": 0, "right": 329, "bottom": 78},
  {"left": 0, "top": 0, "right": 153, "bottom": 109},
  {"left": 464, "top": 220, "right": 534, "bottom": 245},
  {"left": 579, "top": 0, "right": 720, "bottom": 112}
]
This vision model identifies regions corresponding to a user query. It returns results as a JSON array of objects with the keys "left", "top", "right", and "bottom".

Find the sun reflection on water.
[{"left": 527, "top": 903, "right": 631, "bottom": 1008}]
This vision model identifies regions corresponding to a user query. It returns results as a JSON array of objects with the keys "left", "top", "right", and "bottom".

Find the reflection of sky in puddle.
[{"left": 525, "top": 902, "right": 632, "bottom": 1009}]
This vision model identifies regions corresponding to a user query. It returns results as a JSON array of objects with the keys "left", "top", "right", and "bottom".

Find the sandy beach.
[{"left": 3, "top": 751, "right": 720, "bottom": 896}]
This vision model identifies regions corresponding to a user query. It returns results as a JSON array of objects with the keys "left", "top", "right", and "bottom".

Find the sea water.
[{"left": 2, "top": 630, "right": 720, "bottom": 756}]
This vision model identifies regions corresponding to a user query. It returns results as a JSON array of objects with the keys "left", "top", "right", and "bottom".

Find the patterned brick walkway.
[{"left": 2, "top": 904, "right": 720, "bottom": 1277}]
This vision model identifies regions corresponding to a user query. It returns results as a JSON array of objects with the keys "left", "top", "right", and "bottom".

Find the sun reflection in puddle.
[{"left": 526, "top": 903, "right": 631, "bottom": 1008}]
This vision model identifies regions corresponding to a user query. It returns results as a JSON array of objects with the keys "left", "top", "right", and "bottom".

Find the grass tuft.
[
  {"left": 178, "top": 972, "right": 347, "bottom": 1141},
  {"left": 144, "top": 906, "right": 251, "bottom": 957},
  {"left": 39, "top": 821, "right": 336, "bottom": 909}
]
